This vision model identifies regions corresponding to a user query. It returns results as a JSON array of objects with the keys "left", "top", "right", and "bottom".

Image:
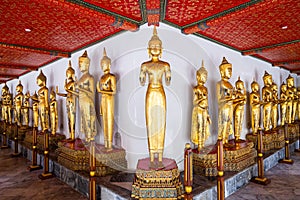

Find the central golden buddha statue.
[
  {"left": 190, "top": 61, "right": 211, "bottom": 151},
  {"left": 280, "top": 82, "right": 288, "bottom": 126},
  {"left": 233, "top": 77, "right": 246, "bottom": 141},
  {"left": 139, "top": 26, "right": 171, "bottom": 168},
  {"left": 217, "top": 57, "right": 234, "bottom": 144},
  {"left": 286, "top": 75, "right": 296, "bottom": 123},
  {"left": 76, "top": 51, "right": 96, "bottom": 141},
  {"left": 57, "top": 61, "right": 76, "bottom": 141},
  {"left": 36, "top": 70, "right": 49, "bottom": 132},
  {"left": 97, "top": 48, "right": 116, "bottom": 151},
  {"left": 249, "top": 80, "right": 261, "bottom": 135},
  {"left": 14, "top": 80, "right": 24, "bottom": 126},
  {"left": 262, "top": 71, "right": 273, "bottom": 131}
]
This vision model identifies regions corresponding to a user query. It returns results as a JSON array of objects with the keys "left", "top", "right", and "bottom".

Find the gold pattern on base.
[
  {"left": 131, "top": 158, "right": 183, "bottom": 199},
  {"left": 193, "top": 140, "right": 256, "bottom": 176},
  {"left": 56, "top": 139, "right": 127, "bottom": 176}
]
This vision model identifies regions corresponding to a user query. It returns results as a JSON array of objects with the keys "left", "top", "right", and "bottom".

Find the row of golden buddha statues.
[{"left": 0, "top": 26, "right": 299, "bottom": 199}]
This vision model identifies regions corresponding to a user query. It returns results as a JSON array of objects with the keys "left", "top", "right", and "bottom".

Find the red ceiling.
[{"left": 0, "top": 0, "right": 300, "bottom": 83}]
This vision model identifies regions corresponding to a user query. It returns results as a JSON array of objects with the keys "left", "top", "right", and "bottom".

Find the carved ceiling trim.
[
  {"left": 0, "top": 65, "right": 36, "bottom": 71},
  {"left": 242, "top": 40, "right": 300, "bottom": 56},
  {"left": 0, "top": 42, "right": 71, "bottom": 58}
]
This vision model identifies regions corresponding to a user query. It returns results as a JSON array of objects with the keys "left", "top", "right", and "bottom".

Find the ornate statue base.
[
  {"left": 287, "top": 123, "right": 299, "bottom": 142},
  {"left": 131, "top": 157, "right": 183, "bottom": 199},
  {"left": 56, "top": 138, "right": 127, "bottom": 176},
  {"left": 18, "top": 125, "right": 32, "bottom": 141},
  {"left": 246, "top": 128, "right": 284, "bottom": 151},
  {"left": 24, "top": 130, "right": 66, "bottom": 151},
  {"left": 193, "top": 140, "right": 256, "bottom": 176},
  {"left": 6, "top": 123, "right": 17, "bottom": 140}
]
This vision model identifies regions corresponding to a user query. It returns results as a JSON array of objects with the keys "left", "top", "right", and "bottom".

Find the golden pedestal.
[
  {"left": 246, "top": 129, "right": 285, "bottom": 151},
  {"left": 6, "top": 124, "right": 17, "bottom": 140},
  {"left": 24, "top": 130, "right": 66, "bottom": 151},
  {"left": 131, "top": 158, "right": 183, "bottom": 199},
  {"left": 287, "top": 123, "right": 299, "bottom": 142},
  {"left": 56, "top": 138, "right": 127, "bottom": 176},
  {"left": 18, "top": 125, "right": 32, "bottom": 141},
  {"left": 193, "top": 140, "right": 256, "bottom": 176}
]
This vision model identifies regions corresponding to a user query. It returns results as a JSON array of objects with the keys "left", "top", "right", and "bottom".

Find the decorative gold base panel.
[
  {"left": 246, "top": 128, "right": 285, "bottom": 151},
  {"left": 131, "top": 158, "right": 183, "bottom": 199},
  {"left": 56, "top": 138, "right": 127, "bottom": 176},
  {"left": 24, "top": 131, "right": 66, "bottom": 151},
  {"left": 193, "top": 140, "right": 256, "bottom": 176}
]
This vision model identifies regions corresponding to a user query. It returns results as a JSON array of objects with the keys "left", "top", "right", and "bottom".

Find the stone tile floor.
[
  {"left": 228, "top": 152, "right": 300, "bottom": 200},
  {"left": 0, "top": 148, "right": 87, "bottom": 200}
]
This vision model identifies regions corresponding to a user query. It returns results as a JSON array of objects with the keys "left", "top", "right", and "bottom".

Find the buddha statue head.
[
  {"left": 2, "top": 83, "right": 9, "bottom": 95},
  {"left": 263, "top": 71, "right": 272, "bottom": 86},
  {"left": 286, "top": 75, "right": 294, "bottom": 88},
  {"left": 24, "top": 91, "right": 30, "bottom": 99},
  {"left": 196, "top": 60, "right": 207, "bottom": 84},
  {"left": 272, "top": 82, "right": 278, "bottom": 92},
  {"left": 32, "top": 91, "right": 38, "bottom": 102},
  {"left": 251, "top": 80, "right": 259, "bottom": 92},
  {"left": 219, "top": 57, "right": 232, "bottom": 80},
  {"left": 37, "top": 70, "right": 46, "bottom": 87},
  {"left": 100, "top": 48, "right": 111, "bottom": 73},
  {"left": 79, "top": 50, "right": 90, "bottom": 73},
  {"left": 16, "top": 80, "right": 23, "bottom": 93},
  {"left": 235, "top": 76, "right": 244, "bottom": 91},
  {"left": 148, "top": 26, "right": 162, "bottom": 58},
  {"left": 66, "top": 60, "right": 75, "bottom": 79},
  {"left": 281, "top": 82, "right": 287, "bottom": 93}
]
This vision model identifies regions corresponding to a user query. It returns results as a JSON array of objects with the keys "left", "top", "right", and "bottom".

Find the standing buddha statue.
[
  {"left": 216, "top": 57, "right": 235, "bottom": 144},
  {"left": 22, "top": 91, "right": 30, "bottom": 127},
  {"left": 280, "top": 82, "right": 288, "bottom": 126},
  {"left": 286, "top": 75, "right": 295, "bottom": 123},
  {"left": 271, "top": 82, "right": 278, "bottom": 129},
  {"left": 262, "top": 71, "right": 273, "bottom": 131},
  {"left": 36, "top": 70, "right": 49, "bottom": 132},
  {"left": 14, "top": 80, "right": 24, "bottom": 126},
  {"left": 1, "top": 84, "right": 9, "bottom": 122},
  {"left": 249, "top": 80, "right": 261, "bottom": 135},
  {"left": 233, "top": 77, "right": 246, "bottom": 141},
  {"left": 6, "top": 89, "right": 13, "bottom": 124},
  {"left": 50, "top": 89, "right": 58, "bottom": 135},
  {"left": 97, "top": 48, "right": 117, "bottom": 151},
  {"left": 31, "top": 92, "right": 39, "bottom": 128},
  {"left": 190, "top": 61, "right": 211, "bottom": 151},
  {"left": 297, "top": 88, "right": 300, "bottom": 120},
  {"left": 139, "top": 26, "right": 171, "bottom": 168},
  {"left": 57, "top": 60, "right": 77, "bottom": 141}
]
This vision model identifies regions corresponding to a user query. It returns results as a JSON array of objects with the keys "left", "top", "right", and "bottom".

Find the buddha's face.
[
  {"left": 251, "top": 83, "right": 259, "bottom": 92},
  {"left": 281, "top": 85, "right": 287, "bottom": 92},
  {"left": 50, "top": 93, "right": 55, "bottom": 100},
  {"left": 287, "top": 78, "right": 294, "bottom": 87},
  {"left": 148, "top": 42, "right": 162, "bottom": 57},
  {"left": 2, "top": 88, "right": 7, "bottom": 95},
  {"left": 79, "top": 57, "right": 89, "bottom": 72},
  {"left": 221, "top": 65, "right": 232, "bottom": 79},
  {"left": 16, "top": 85, "right": 23, "bottom": 93},
  {"left": 272, "top": 84, "right": 277, "bottom": 91},
  {"left": 101, "top": 60, "right": 110, "bottom": 73},
  {"left": 263, "top": 76, "right": 272, "bottom": 85},
  {"left": 236, "top": 81, "right": 244, "bottom": 90},
  {"left": 197, "top": 72, "right": 207, "bottom": 84},
  {"left": 66, "top": 70, "right": 74, "bottom": 79},
  {"left": 37, "top": 78, "right": 44, "bottom": 87}
]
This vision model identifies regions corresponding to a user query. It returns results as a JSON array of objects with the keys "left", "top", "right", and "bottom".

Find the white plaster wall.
[{"left": 2, "top": 23, "right": 298, "bottom": 171}]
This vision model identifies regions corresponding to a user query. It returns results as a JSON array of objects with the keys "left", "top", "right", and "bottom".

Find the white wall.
[{"left": 2, "top": 23, "right": 298, "bottom": 171}]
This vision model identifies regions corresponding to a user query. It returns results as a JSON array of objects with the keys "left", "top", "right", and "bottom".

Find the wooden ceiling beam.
[
  {"left": 0, "top": 73, "right": 19, "bottom": 78},
  {"left": 0, "top": 64, "right": 37, "bottom": 71},
  {"left": 242, "top": 40, "right": 300, "bottom": 56},
  {"left": 0, "top": 42, "right": 71, "bottom": 58},
  {"left": 272, "top": 60, "right": 300, "bottom": 67}
]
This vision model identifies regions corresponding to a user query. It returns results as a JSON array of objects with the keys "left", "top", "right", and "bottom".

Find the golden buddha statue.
[
  {"left": 286, "top": 75, "right": 295, "bottom": 123},
  {"left": 69, "top": 51, "right": 96, "bottom": 141},
  {"left": 217, "top": 57, "right": 234, "bottom": 144},
  {"left": 191, "top": 61, "right": 211, "bottom": 151},
  {"left": 280, "top": 82, "right": 288, "bottom": 126},
  {"left": 297, "top": 88, "right": 300, "bottom": 120},
  {"left": 262, "top": 71, "right": 273, "bottom": 131},
  {"left": 31, "top": 92, "right": 39, "bottom": 128},
  {"left": 50, "top": 89, "right": 58, "bottom": 135},
  {"left": 233, "top": 77, "right": 246, "bottom": 141},
  {"left": 36, "top": 70, "right": 49, "bottom": 132},
  {"left": 14, "top": 80, "right": 24, "bottom": 126},
  {"left": 22, "top": 91, "right": 30, "bottom": 126},
  {"left": 6, "top": 90, "right": 13, "bottom": 124},
  {"left": 249, "top": 80, "right": 261, "bottom": 135},
  {"left": 271, "top": 82, "right": 278, "bottom": 129},
  {"left": 97, "top": 48, "right": 117, "bottom": 151},
  {"left": 57, "top": 60, "right": 76, "bottom": 140},
  {"left": 140, "top": 26, "right": 171, "bottom": 167},
  {"left": 1, "top": 84, "right": 9, "bottom": 122}
]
